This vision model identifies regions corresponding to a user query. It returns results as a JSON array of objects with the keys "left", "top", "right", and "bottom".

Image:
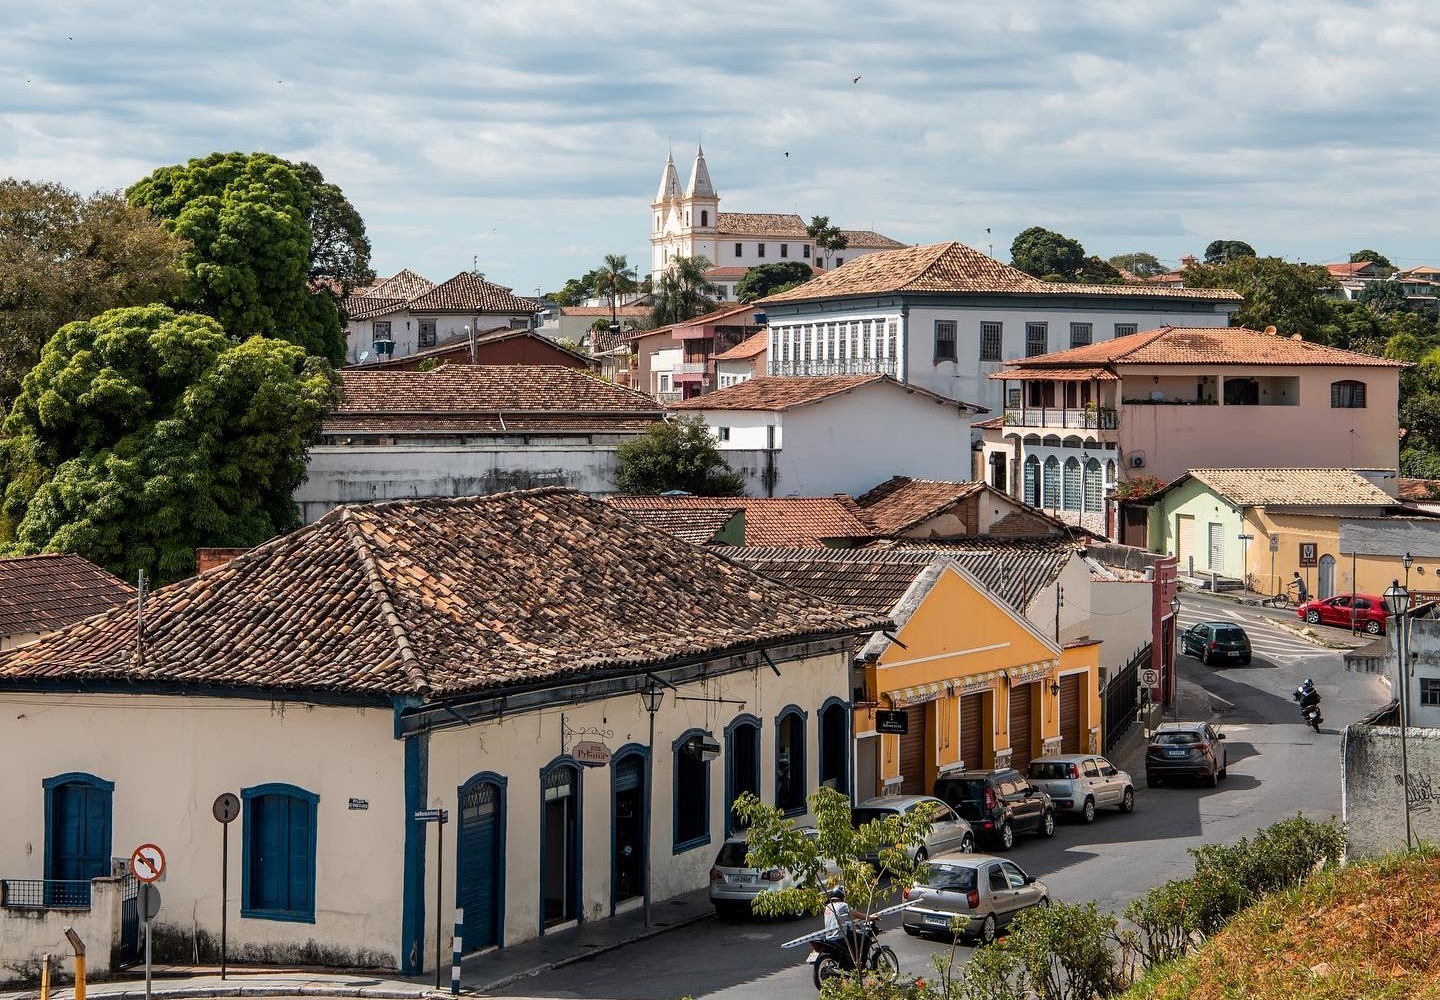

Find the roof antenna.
[
  {"left": 133, "top": 569, "right": 148, "bottom": 669},
  {"left": 986, "top": 227, "right": 993, "bottom": 258}
]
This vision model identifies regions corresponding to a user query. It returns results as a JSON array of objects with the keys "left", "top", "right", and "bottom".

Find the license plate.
[
  {"left": 729, "top": 874, "right": 757, "bottom": 884},
  {"left": 925, "top": 914, "right": 950, "bottom": 926},
  {"left": 1167, "top": 750, "right": 1186, "bottom": 758},
  {"left": 1228, "top": 651, "right": 1242, "bottom": 658}
]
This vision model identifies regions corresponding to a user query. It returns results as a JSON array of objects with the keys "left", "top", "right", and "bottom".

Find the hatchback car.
[
  {"left": 932, "top": 769, "right": 1055, "bottom": 850},
  {"left": 1181, "top": 620, "right": 1252, "bottom": 665},
  {"left": 851, "top": 795, "right": 974, "bottom": 864},
  {"left": 1297, "top": 593, "right": 1389, "bottom": 635},
  {"left": 1027, "top": 755, "right": 1134, "bottom": 822},
  {"left": 901, "top": 853, "right": 1049, "bottom": 945},
  {"left": 709, "top": 827, "right": 830, "bottom": 917},
  {"left": 1145, "top": 721, "right": 1228, "bottom": 787}
]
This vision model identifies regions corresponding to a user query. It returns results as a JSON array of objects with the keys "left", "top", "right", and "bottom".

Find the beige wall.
[
  {"left": 0, "top": 631, "right": 43, "bottom": 652},
  {"left": 0, "top": 876, "right": 125, "bottom": 983}
]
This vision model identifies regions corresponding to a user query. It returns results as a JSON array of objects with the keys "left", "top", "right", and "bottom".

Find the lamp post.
[
  {"left": 1169, "top": 594, "right": 1182, "bottom": 720},
  {"left": 639, "top": 677, "right": 665, "bottom": 928},
  {"left": 1384, "top": 579, "right": 1413, "bottom": 850}
]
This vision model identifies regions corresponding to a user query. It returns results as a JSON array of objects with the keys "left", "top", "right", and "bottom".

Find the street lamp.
[
  {"left": 1384, "top": 579, "right": 1414, "bottom": 850},
  {"left": 1169, "top": 594, "right": 1182, "bottom": 720},
  {"left": 639, "top": 677, "right": 665, "bottom": 928}
]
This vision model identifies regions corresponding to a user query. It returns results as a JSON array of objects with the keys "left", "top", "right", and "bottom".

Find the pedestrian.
[{"left": 1290, "top": 571, "right": 1309, "bottom": 603}]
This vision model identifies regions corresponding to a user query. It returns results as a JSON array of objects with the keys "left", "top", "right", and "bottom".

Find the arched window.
[
  {"left": 775, "top": 706, "right": 808, "bottom": 815},
  {"left": 673, "top": 729, "right": 713, "bottom": 851},
  {"left": 1105, "top": 460, "right": 1117, "bottom": 489},
  {"left": 241, "top": 782, "right": 318, "bottom": 922},
  {"left": 701, "top": 210, "right": 709, "bottom": 227},
  {"left": 1024, "top": 455, "right": 1040, "bottom": 507},
  {"left": 1063, "top": 458, "right": 1081, "bottom": 511},
  {"left": 818, "top": 699, "right": 850, "bottom": 795},
  {"left": 1084, "top": 458, "right": 1103, "bottom": 512},
  {"left": 1043, "top": 457, "right": 1061, "bottom": 509},
  {"left": 1331, "top": 380, "right": 1367, "bottom": 408},
  {"left": 1042, "top": 435, "right": 1062, "bottom": 448},
  {"left": 725, "top": 715, "right": 762, "bottom": 834}
]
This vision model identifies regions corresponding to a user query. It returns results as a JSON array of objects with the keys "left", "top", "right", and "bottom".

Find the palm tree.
[
  {"left": 651, "top": 255, "right": 719, "bottom": 327},
  {"left": 593, "top": 253, "right": 639, "bottom": 329}
]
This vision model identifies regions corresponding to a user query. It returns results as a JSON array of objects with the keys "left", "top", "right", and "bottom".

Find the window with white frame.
[
  {"left": 1007, "top": 387, "right": 1022, "bottom": 408},
  {"left": 372, "top": 321, "right": 391, "bottom": 339},
  {"left": 934, "top": 320, "right": 958, "bottom": 361},
  {"left": 980, "top": 322, "right": 1003, "bottom": 361},
  {"left": 803, "top": 245, "right": 811, "bottom": 259},
  {"left": 1331, "top": 380, "right": 1367, "bottom": 408},
  {"left": 887, "top": 321, "right": 898, "bottom": 360},
  {"left": 716, "top": 426, "right": 731, "bottom": 441},
  {"left": 1026, "top": 323, "right": 1049, "bottom": 357}
]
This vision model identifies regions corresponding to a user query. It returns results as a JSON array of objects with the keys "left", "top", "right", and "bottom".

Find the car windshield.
[
  {"left": 1029, "top": 762, "right": 1070, "bottom": 780},
  {"left": 1214, "top": 627, "right": 1246, "bottom": 642},
  {"left": 715, "top": 842, "right": 751, "bottom": 867},
  {"left": 850, "top": 807, "right": 897, "bottom": 828},
  {"left": 922, "top": 865, "right": 977, "bottom": 892},
  {"left": 1154, "top": 731, "right": 1201, "bottom": 745}
]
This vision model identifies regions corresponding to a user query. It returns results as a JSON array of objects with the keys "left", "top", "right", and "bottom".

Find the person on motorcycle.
[
  {"left": 821, "top": 886, "right": 870, "bottom": 962},
  {"left": 1295, "top": 678, "right": 1320, "bottom": 710}
]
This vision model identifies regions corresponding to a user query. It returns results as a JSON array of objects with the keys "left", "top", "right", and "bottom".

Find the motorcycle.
[
  {"left": 807, "top": 917, "right": 899, "bottom": 989},
  {"left": 1293, "top": 688, "right": 1323, "bottom": 732}
]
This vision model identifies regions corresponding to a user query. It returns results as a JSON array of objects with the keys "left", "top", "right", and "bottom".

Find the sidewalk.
[{"left": 2, "top": 970, "right": 432, "bottom": 1000}]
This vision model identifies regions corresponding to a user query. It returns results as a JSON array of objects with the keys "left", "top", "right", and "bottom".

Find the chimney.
[{"left": 196, "top": 547, "right": 251, "bottom": 575}]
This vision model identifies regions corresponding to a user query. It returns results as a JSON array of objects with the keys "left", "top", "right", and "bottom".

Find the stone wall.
[{"left": 1341, "top": 723, "right": 1440, "bottom": 858}]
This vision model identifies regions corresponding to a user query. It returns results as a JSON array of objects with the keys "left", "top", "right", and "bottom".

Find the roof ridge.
[{"left": 338, "top": 507, "right": 432, "bottom": 697}]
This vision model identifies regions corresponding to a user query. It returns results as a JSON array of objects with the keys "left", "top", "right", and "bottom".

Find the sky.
[{"left": 2, "top": 0, "right": 1436, "bottom": 294}]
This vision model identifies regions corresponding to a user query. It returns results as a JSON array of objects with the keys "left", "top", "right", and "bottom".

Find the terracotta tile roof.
[
  {"left": 667, "top": 374, "right": 983, "bottom": 413},
  {"left": 336, "top": 365, "right": 659, "bottom": 415},
  {"left": 0, "top": 490, "right": 888, "bottom": 698},
  {"left": 1399, "top": 478, "right": 1440, "bottom": 502},
  {"left": 559, "top": 305, "right": 652, "bottom": 317},
  {"left": 405, "top": 271, "right": 544, "bottom": 314},
  {"left": 716, "top": 212, "right": 809, "bottom": 237},
  {"left": 1326, "top": 262, "right": 1379, "bottom": 278},
  {"left": 704, "top": 267, "right": 751, "bottom": 280},
  {"left": 840, "top": 230, "right": 908, "bottom": 250},
  {"left": 365, "top": 269, "right": 435, "bottom": 299},
  {"left": 323, "top": 414, "right": 659, "bottom": 435},
  {"left": 605, "top": 495, "right": 875, "bottom": 547},
  {"left": 972, "top": 416, "right": 1004, "bottom": 430},
  {"left": 346, "top": 296, "right": 408, "bottom": 321},
  {"left": 712, "top": 331, "right": 769, "bottom": 361},
  {"left": 761, "top": 242, "right": 1242, "bottom": 304},
  {"left": 855, "top": 477, "right": 985, "bottom": 535},
  {"left": 1005, "top": 326, "right": 1405, "bottom": 368},
  {"left": 0, "top": 555, "right": 134, "bottom": 637},
  {"left": 613, "top": 507, "right": 742, "bottom": 545},
  {"left": 1185, "top": 468, "right": 1396, "bottom": 507},
  {"left": 348, "top": 328, "right": 597, "bottom": 372},
  {"left": 989, "top": 366, "right": 1117, "bottom": 382}
]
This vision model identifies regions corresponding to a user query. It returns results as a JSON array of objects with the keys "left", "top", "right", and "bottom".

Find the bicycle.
[{"left": 1246, "top": 573, "right": 1291, "bottom": 608}]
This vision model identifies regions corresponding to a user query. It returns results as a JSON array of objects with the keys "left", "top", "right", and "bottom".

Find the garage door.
[
  {"left": 1059, "top": 674, "right": 1082, "bottom": 754},
  {"left": 1176, "top": 515, "right": 1195, "bottom": 569},
  {"left": 898, "top": 705, "right": 929, "bottom": 795},
  {"left": 960, "top": 693, "right": 985, "bottom": 770},
  {"left": 1008, "top": 683, "right": 1035, "bottom": 773}
]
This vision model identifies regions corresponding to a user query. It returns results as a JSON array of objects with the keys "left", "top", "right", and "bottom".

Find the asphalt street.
[{"left": 492, "top": 595, "right": 1391, "bottom": 1000}]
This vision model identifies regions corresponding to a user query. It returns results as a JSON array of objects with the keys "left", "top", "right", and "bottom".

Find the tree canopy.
[
  {"left": 1107, "top": 252, "right": 1167, "bottom": 278},
  {"left": 291, "top": 161, "right": 375, "bottom": 295},
  {"left": 1358, "top": 278, "right": 1408, "bottom": 315},
  {"left": 1182, "top": 256, "right": 1338, "bottom": 339},
  {"left": 806, "top": 215, "right": 849, "bottom": 270},
  {"left": 735, "top": 261, "right": 813, "bottom": 303},
  {"left": 127, "top": 152, "right": 356, "bottom": 362},
  {"left": 0, "top": 179, "right": 186, "bottom": 410},
  {"left": 613, "top": 415, "right": 744, "bottom": 496},
  {"left": 1203, "top": 239, "right": 1256, "bottom": 265},
  {"left": 651, "top": 256, "right": 718, "bottom": 327},
  {"left": 1350, "top": 249, "right": 1394, "bottom": 270},
  {"left": 593, "top": 253, "right": 638, "bottom": 327},
  {"left": 0, "top": 304, "right": 337, "bottom": 583},
  {"left": 1010, "top": 226, "right": 1086, "bottom": 280}
]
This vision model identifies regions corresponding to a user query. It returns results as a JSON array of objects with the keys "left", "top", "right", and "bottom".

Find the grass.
[{"left": 1123, "top": 847, "right": 1440, "bottom": 1000}]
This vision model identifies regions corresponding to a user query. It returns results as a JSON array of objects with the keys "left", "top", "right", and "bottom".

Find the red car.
[{"left": 1297, "top": 593, "right": 1390, "bottom": 635}]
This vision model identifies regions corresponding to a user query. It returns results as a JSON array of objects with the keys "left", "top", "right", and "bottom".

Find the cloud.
[{"left": 1, "top": 0, "right": 1437, "bottom": 291}]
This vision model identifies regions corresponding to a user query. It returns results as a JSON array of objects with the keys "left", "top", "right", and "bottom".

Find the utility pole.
[{"left": 1054, "top": 585, "right": 1063, "bottom": 642}]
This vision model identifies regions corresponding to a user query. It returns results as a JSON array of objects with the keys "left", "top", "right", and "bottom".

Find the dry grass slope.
[{"left": 1126, "top": 849, "right": 1440, "bottom": 1000}]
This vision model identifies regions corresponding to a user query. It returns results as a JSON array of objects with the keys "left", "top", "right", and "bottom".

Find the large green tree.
[
  {"left": 1203, "top": 239, "right": 1256, "bottom": 265},
  {"left": 593, "top": 253, "right": 638, "bottom": 328},
  {"left": 1350, "top": 248, "right": 1394, "bottom": 271},
  {"left": 806, "top": 215, "right": 850, "bottom": 270},
  {"left": 1358, "top": 279, "right": 1408, "bottom": 315},
  {"left": 1107, "top": 251, "right": 1167, "bottom": 278},
  {"left": 127, "top": 152, "right": 357, "bottom": 362},
  {"left": 0, "top": 179, "right": 186, "bottom": 410},
  {"left": 613, "top": 415, "right": 744, "bottom": 496},
  {"left": 1182, "top": 256, "right": 1338, "bottom": 338},
  {"left": 291, "top": 161, "right": 375, "bottom": 294},
  {"left": 0, "top": 304, "right": 337, "bottom": 582},
  {"left": 651, "top": 256, "right": 718, "bottom": 327},
  {"left": 1010, "top": 226, "right": 1086, "bottom": 280},
  {"left": 735, "top": 261, "right": 813, "bottom": 302}
]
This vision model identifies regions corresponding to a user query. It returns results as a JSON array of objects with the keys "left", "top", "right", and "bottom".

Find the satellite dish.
[
  {"left": 1263, "top": 325, "right": 1277, "bottom": 335},
  {"left": 358, "top": 351, "right": 370, "bottom": 362}
]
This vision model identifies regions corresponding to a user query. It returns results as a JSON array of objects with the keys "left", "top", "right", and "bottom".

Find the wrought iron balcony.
[{"left": 1003, "top": 407, "right": 1118, "bottom": 430}]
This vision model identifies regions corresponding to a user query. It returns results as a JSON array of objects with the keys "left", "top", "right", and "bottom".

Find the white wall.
[
  {"left": 1088, "top": 580, "right": 1156, "bottom": 667},
  {"left": 1026, "top": 555, "right": 1095, "bottom": 650},
  {"left": 344, "top": 311, "right": 534, "bottom": 364},
  {"left": 1342, "top": 724, "right": 1440, "bottom": 859}
]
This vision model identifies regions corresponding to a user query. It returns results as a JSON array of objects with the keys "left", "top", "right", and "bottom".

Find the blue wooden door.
[
  {"left": 49, "top": 781, "right": 112, "bottom": 906},
  {"left": 457, "top": 780, "right": 502, "bottom": 950}
]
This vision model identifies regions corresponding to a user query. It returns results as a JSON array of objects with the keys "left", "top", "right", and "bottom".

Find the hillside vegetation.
[{"left": 1124, "top": 848, "right": 1440, "bottom": 1000}]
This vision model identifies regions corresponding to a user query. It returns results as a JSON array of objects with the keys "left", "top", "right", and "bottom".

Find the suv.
[
  {"left": 932, "top": 769, "right": 1055, "bottom": 850},
  {"left": 1145, "top": 721, "right": 1228, "bottom": 787}
]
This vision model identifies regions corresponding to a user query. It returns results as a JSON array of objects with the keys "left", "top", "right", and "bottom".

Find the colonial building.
[
  {"left": 649, "top": 148, "right": 906, "bottom": 282},
  {"left": 0, "top": 489, "right": 885, "bottom": 979},
  {"left": 759, "top": 242, "right": 1240, "bottom": 413},
  {"left": 343, "top": 270, "right": 544, "bottom": 365}
]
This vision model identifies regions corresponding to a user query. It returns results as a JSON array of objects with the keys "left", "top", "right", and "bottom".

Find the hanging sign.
[
  {"left": 875, "top": 710, "right": 908, "bottom": 735},
  {"left": 573, "top": 741, "right": 613, "bottom": 767}
]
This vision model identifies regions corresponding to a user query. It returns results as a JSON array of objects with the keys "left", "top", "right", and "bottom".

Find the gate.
[
  {"left": 457, "top": 777, "right": 504, "bottom": 951},
  {"left": 118, "top": 873, "right": 140, "bottom": 966},
  {"left": 1103, "top": 644, "right": 1149, "bottom": 753}
]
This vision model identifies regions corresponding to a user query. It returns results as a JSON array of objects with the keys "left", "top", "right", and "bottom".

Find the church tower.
[
  {"left": 650, "top": 153, "right": 684, "bottom": 277},
  {"left": 680, "top": 146, "right": 719, "bottom": 271}
]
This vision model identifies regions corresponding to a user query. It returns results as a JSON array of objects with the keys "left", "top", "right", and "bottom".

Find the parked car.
[
  {"left": 901, "top": 852, "right": 1049, "bottom": 944},
  {"left": 1297, "top": 593, "right": 1389, "bottom": 635},
  {"left": 932, "top": 769, "right": 1055, "bottom": 850},
  {"left": 850, "top": 795, "right": 974, "bottom": 865},
  {"left": 1145, "top": 721, "right": 1228, "bottom": 788},
  {"left": 1180, "top": 620, "right": 1252, "bottom": 665},
  {"left": 709, "top": 826, "right": 832, "bottom": 917},
  {"left": 1027, "top": 755, "right": 1134, "bottom": 822}
]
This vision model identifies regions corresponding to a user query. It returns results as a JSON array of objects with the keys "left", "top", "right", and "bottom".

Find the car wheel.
[
  {"left": 1081, "top": 797, "right": 1096, "bottom": 824},
  {"left": 1241, "top": 656, "right": 1252, "bottom": 665},
  {"left": 1366, "top": 619, "right": 1383, "bottom": 635},
  {"left": 915, "top": 846, "right": 929, "bottom": 863},
  {"left": 1120, "top": 787, "right": 1135, "bottom": 813},
  {"left": 1039, "top": 810, "right": 1056, "bottom": 838},
  {"left": 1201, "top": 649, "right": 1211, "bottom": 666},
  {"left": 1305, "top": 610, "right": 1321, "bottom": 625},
  {"left": 1036, "top": 896, "right": 1050, "bottom": 909},
  {"left": 1219, "top": 756, "right": 1228, "bottom": 779},
  {"left": 978, "top": 914, "right": 997, "bottom": 945},
  {"left": 998, "top": 820, "right": 1015, "bottom": 850},
  {"left": 1207, "top": 767, "right": 1219, "bottom": 788},
  {"left": 960, "top": 833, "right": 975, "bottom": 853}
]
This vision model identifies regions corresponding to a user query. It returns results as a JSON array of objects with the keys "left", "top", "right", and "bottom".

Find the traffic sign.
[
  {"left": 1140, "top": 668, "right": 1160, "bottom": 687},
  {"left": 130, "top": 843, "right": 166, "bottom": 883},
  {"left": 1238, "top": 534, "right": 1254, "bottom": 541},
  {"left": 138, "top": 883, "right": 162, "bottom": 920},
  {"left": 212, "top": 792, "right": 240, "bottom": 824}
]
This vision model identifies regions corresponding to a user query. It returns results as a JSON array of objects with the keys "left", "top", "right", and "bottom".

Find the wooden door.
[
  {"left": 1059, "top": 674, "right": 1083, "bottom": 754},
  {"left": 1008, "top": 684, "right": 1035, "bottom": 773},
  {"left": 960, "top": 694, "right": 985, "bottom": 770},
  {"left": 898, "top": 706, "right": 929, "bottom": 795}
]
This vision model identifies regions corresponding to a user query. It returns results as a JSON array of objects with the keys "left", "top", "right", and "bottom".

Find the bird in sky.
[
  {"left": 852, "top": 75, "right": 862, "bottom": 83},
  {"left": 784, "top": 152, "right": 789, "bottom": 158}
]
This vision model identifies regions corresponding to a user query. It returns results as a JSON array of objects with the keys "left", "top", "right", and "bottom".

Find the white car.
[
  {"left": 1027, "top": 755, "right": 1134, "bottom": 823},
  {"left": 709, "top": 827, "right": 834, "bottom": 917}
]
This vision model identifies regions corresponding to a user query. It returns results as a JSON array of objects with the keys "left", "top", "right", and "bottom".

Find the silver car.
[
  {"left": 901, "top": 853, "right": 1049, "bottom": 944},
  {"left": 852, "top": 795, "right": 974, "bottom": 864},
  {"left": 1027, "top": 755, "right": 1135, "bottom": 823},
  {"left": 709, "top": 827, "right": 829, "bottom": 917}
]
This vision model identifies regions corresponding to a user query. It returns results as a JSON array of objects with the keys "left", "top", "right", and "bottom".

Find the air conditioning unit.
[{"left": 1130, "top": 455, "right": 1146, "bottom": 469}]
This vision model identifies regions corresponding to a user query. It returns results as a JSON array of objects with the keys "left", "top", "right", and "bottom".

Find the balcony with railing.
[
  {"left": 769, "top": 359, "right": 898, "bottom": 377},
  {"left": 672, "top": 361, "right": 708, "bottom": 375},
  {"left": 1003, "top": 407, "right": 1118, "bottom": 430}
]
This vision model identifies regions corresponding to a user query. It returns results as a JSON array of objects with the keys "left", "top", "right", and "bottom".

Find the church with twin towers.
[{"left": 649, "top": 147, "right": 906, "bottom": 300}]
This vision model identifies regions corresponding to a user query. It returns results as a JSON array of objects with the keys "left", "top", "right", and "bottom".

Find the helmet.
[
  {"left": 828, "top": 886, "right": 846, "bottom": 902},
  {"left": 1303, "top": 678, "right": 1314, "bottom": 688}
]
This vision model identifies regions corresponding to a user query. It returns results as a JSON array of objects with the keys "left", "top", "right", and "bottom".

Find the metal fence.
[
  {"left": 0, "top": 877, "right": 93, "bottom": 910},
  {"left": 1103, "top": 643, "right": 1149, "bottom": 753}
]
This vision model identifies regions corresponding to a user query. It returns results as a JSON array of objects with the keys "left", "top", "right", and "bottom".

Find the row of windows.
[
  {"left": 942, "top": 321, "right": 1136, "bottom": 362},
  {"left": 734, "top": 242, "right": 816, "bottom": 261},
  {"left": 1021, "top": 456, "right": 1116, "bottom": 513},
  {"left": 773, "top": 320, "right": 899, "bottom": 364}
]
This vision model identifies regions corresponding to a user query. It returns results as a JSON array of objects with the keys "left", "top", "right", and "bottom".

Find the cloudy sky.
[{"left": 3, "top": 0, "right": 1435, "bottom": 293}]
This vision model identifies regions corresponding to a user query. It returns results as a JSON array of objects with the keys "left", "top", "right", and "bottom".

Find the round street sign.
[
  {"left": 138, "top": 883, "right": 162, "bottom": 920},
  {"left": 130, "top": 843, "right": 166, "bottom": 883},
  {"left": 1140, "top": 668, "right": 1160, "bottom": 687},
  {"left": 212, "top": 792, "right": 241, "bottom": 824}
]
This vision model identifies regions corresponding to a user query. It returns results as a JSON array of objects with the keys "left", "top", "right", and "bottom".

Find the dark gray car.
[
  {"left": 901, "top": 853, "right": 1049, "bottom": 944},
  {"left": 1145, "top": 721, "right": 1228, "bottom": 787}
]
